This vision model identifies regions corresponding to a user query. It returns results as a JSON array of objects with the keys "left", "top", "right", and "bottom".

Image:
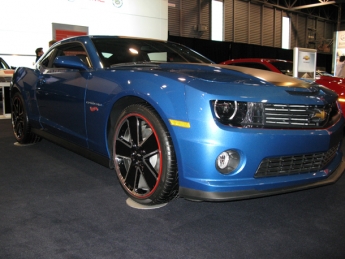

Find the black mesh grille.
[{"left": 255, "top": 145, "right": 339, "bottom": 178}]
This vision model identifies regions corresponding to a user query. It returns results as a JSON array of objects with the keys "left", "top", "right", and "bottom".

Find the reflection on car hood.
[
  {"left": 217, "top": 64, "right": 314, "bottom": 89},
  {"left": 111, "top": 62, "right": 324, "bottom": 95},
  {"left": 155, "top": 63, "right": 318, "bottom": 91}
]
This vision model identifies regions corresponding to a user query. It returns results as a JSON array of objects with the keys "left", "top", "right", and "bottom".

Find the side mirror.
[{"left": 53, "top": 56, "right": 89, "bottom": 70}]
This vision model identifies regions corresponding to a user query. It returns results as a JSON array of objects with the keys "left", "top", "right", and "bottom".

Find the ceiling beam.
[
  {"left": 289, "top": 0, "right": 345, "bottom": 10},
  {"left": 290, "top": 1, "right": 336, "bottom": 10}
]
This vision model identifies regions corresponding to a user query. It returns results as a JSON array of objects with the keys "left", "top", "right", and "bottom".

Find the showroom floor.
[{"left": 1, "top": 118, "right": 345, "bottom": 259}]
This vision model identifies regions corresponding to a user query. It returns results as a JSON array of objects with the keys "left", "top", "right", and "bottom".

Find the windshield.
[
  {"left": 270, "top": 61, "right": 293, "bottom": 76},
  {"left": 91, "top": 38, "right": 214, "bottom": 68}
]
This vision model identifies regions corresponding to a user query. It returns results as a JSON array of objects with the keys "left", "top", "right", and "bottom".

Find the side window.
[
  {"left": 62, "top": 45, "right": 91, "bottom": 68},
  {"left": 40, "top": 49, "right": 56, "bottom": 68},
  {"left": 0, "top": 59, "right": 9, "bottom": 69},
  {"left": 234, "top": 62, "right": 270, "bottom": 71},
  {"left": 41, "top": 42, "right": 92, "bottom": 69}
]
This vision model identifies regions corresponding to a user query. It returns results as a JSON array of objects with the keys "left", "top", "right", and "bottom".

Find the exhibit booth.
[
  {"left": 0, "top": 0, "right": 168, "bottom": 68},
  {"left": 0, "top": 0, "right": 168, "bottom": 119}
]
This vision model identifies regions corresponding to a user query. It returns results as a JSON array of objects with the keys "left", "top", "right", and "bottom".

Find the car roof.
[{"left": 58, "top": 35, "right": 167, "bottom": 43}]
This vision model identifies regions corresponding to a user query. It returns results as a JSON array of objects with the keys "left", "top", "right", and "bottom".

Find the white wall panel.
[{"left": 0, "top": 0, "right": 168, "bottom": 67}]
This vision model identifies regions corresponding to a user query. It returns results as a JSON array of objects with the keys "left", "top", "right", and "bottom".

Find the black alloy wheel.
[
  {"left": 11, "top": 92, "right": 41, "bottom": 144},
  {"left": 113, "top": 104, "right": 178, "bottom": 205}
]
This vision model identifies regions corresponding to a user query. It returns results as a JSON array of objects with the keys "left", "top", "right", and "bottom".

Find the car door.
[{"left": 36, "top": 42, "right": 91, "bottom": 147}]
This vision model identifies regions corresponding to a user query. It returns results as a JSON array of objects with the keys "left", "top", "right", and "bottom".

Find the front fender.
[
  {"left": 85, "top": 70, "right": 191, "bottom": 157},
  {"left": 11, "top": 67, "right": 41, "bottom": 127}
]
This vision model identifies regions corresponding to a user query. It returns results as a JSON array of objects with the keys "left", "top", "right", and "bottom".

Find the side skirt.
[{"left": 32, "top": 128, "right": 113, "bottom": 169}]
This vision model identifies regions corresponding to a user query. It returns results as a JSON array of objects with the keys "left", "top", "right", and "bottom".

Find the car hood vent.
[{"left": 285, "top": 85, "right": 320, "bottom": 95}]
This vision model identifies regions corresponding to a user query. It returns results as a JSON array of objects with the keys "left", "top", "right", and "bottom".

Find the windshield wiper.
[{"left": 110, "top": 62, "right": 161, "bottom": 68}]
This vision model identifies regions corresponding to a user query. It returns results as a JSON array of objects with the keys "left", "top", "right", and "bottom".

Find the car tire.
[
  {"left": 113, "top": 103, "right": 179, "bottom": 205},
  {"left": 11, "top": 92, "right": 41, "bottom": 144}
]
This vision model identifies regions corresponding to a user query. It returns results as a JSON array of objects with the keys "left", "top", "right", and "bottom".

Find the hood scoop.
[{"left": 285, "top": 84, "right": 320, "bottom": 96}]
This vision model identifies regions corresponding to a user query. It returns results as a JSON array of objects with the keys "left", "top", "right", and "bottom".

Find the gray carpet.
[{"left": 1, "top": 119, "right": 345, "bottom": 259}]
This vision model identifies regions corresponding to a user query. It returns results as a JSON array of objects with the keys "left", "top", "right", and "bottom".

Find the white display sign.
[
  {"left": 293, "top": 47, "right": 317, "bottom": 79},
  {"left": 333, "top": 31, "right": 345, "bottom": 76}
]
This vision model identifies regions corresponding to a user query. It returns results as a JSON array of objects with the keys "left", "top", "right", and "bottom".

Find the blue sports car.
[{"left": 10, "top": 36, "right": 345, "bottom": 206}]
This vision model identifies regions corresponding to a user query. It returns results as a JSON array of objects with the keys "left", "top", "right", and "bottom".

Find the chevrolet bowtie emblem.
[{"left": 311, "top": 110, "right": 327, "bottom": 121}]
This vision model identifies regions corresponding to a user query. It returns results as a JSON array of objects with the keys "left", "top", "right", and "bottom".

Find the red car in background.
[{"left": 220, "top": 58, "right": 345, "bottom": 115}]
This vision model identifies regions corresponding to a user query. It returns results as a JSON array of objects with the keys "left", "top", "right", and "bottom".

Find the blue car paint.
[
  {"left": 10, "top": 35, "right": 345, "bottom": 202},
  {"left": 168, "top": 80, "right": 344, "bottom": 192}
]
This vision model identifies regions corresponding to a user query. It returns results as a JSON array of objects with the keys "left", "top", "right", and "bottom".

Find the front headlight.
[{"left": 213, "top": 100, "right": 264, "bottom": 127}]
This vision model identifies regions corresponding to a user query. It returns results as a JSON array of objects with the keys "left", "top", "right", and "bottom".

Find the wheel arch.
[
  {"left": 10, "top": 85, "right": 20, "bottom": 98},
  {"left": 107, "top": 96, "right": 146, "bottom": 165},
  {"left": 106, "top": 95, "right": 182, "bottom": 170}
]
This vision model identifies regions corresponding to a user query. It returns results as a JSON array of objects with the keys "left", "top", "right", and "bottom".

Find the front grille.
[
  {"left": 213, "top": 100, "right": 340, "bottom": 129},
  {"left": 0, "top": 76, "right": 12, "bottom": 82},
  {"left": 262, "top": 103, "right": 335, "bottom": 128},
  {"left": 255, "top": 145, "right": 339, "bottom": 178}
]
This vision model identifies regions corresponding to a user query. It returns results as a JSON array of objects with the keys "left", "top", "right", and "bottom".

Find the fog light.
[{"left": 216, "top": 150, "right": 240, "bottom": 174}]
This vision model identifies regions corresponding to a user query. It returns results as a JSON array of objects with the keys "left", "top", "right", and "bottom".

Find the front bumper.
[
  {"left": 172, "top": 104, "right": 345, "bottom": 201},
  {"left": 179, "top": 156, "right": 345, "bottom": 201}
]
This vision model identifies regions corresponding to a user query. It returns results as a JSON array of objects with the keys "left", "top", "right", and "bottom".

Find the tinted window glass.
[
  {"left": 40, "top": 49, "right": 56, "bottom": 68},
  {"left": 232, "top": 62, "right": 270, "bottom": 71},
  {"left": 91, "top": 38, "right": 214, "bottom": 68},
  {"left": 0, "top": 58, "right": 10, "bottom": 69},
  {"left": 40, "top": 43, "right": 91, "bottom": 68},
  {"left": 270, "top": 61, "right": 293, "bottom": 76}
]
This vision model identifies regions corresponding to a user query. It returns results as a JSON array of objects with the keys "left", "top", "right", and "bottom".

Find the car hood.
[
  {"left": 113, "top": 62, "right": 315, "bottom": 88},
  {"left": 111, "top": 62, "right": 337, "bottom": 103},
  {"left": 154, "top": 63, "right": 323, "bottom": 92}
]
